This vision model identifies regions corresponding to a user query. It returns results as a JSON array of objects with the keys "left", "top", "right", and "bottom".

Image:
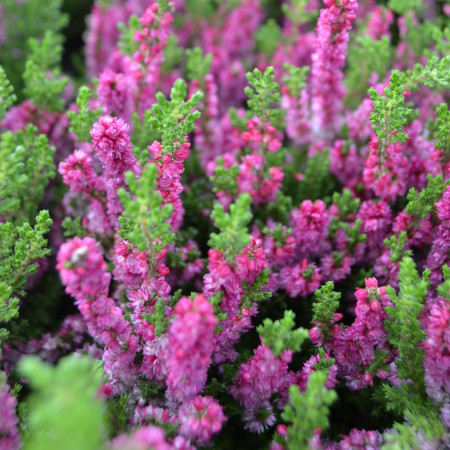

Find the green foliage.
[
  {"left": 342, "top": 220, "right": 367, "bottom": 254},
  {"left": 384, "top": 232, "right": 413, "bottom": 263},
  {"left": 0, "top": 210, "right": 53, "bottom": 297},
  {"left": 208, "top": 291, "right": 228, "bottom": 330},
  {"left": 62, "top": 217, "right": 87, "bottom": 238},
  {"left": 0, "top": 0, "right": 68, "bottom": 95},
  {"left": 283, "top": 64, "right": 309, "bottom": 98},
  {"left": 142, "top": 289, "right": 187, "bottom": 338},
  {"left": 314, "top": 347, "right": 336, "bottom": 372},
  {"left": 400, "top": 17, "right": 447, "bottom": 62},
  {"left": 186, "top": 47, "right": 212, "bottom": 82},
  {"left": 346, "top": 36, "right": 391, "bottom": 107},
  {"left": 281, "top": 371, "right": 337, "bottom": 449},
  {"left": 0, "top": 66, "right": 16, "bottom": 119},
  {"left": 11, "top": 271, "right": 65, "bottom": 343},
  {"left": 403, "top": 56, "right": 450, "bottom": 91},
  {"left": 382, "top": 256, "right": 444, "bottom": 448},
  {"left": 210, "top": 157, "right": 239, "bottom": 197},
  {"left": 382, "top": 411, "right": 444, "bottom": 449},
  {"left": 255, "top": 20, "right": 281, "bottom": 59},
  {"left": 406, "top": 174, "right": 449, "bottom": 219},
  {"left": 387, "top": 0, "right": 423, "bottom": 15},
  {"left": 0, "top": 208, "right": 52, "bottom": 346},
  {"left": 148, "top": 79, "right": 203, "bottom": 153},
  {"left": 162, "top": 35, "right": 183, "bottom": 74},
  {"left": 67, "top": 86, "right": 102, "bottom": 143},
  {"left": 385, "top": 257, "right": 429, "bottom": 391},
  {"left": 208, "top": 194, "right": 252, "bottom": 262},
  {"left": 257, "top": 310, "right": 308, "bottom": 357},
  {"left": 369, "top": 70, "right": 413, "bottom": 153},
  {"left": 297, "top": 149, "right": 334, "bottom": 202},
  {"left": 331, "top": 189, "right": 360, "bottom": 220},
  {"left": 311, "top": 282, "right": 341, "bottom": 340},
  {"left": 23, "top": 31, "right": 68, "bottom": 111},
  {"left": 434, "top": 103, "right": 449, "bottom": 153},
  {"left": 229, "top": 107, "right": 248, "bottom": 131},
  {"left": 267, "top": 192, "right": 293, "bottom": 225},
  {"left": 154, "top": 0, "right": 173, "bottom": 13},
  {"left": 186, "top": 0, "right": 220, "bottom": 20},
  {"left": 241, "top": 268, "right": 272, "bottom": 309},
  {"left": 0, "top": 125, "right": 56, "bottom": 223},
  {"left": 107, "top": 394, "right": 130, "bottom": 436},
  {"left": 245, "top": 66, "right": 283, "bottom": 127},
  {"left": 19, "top": 355, "right": 106, "bottom": 450},
  {"left": 262, "top": 223, "right": 292, "bottom": 248},
  {"left": 437, "top": 265, "right": 449, "bottom": 301},
  {"left": 0, "top": 281, "right": 18, "bottom": 344},
  {"left": 132, "top": 110, "right": 158, "bottom": 165},
  {"left": 281, "top": 0, "right": 318, "bottom": 26},
  {"left": 432, "top": 26, "right": 450, "bottom": 56},
  {"left": 142, "top": 298, "right": 168, "bottom": 337},
  {"left": 118, "top": 165, "right": 174, "bottom": 253},
  {"left": 118, "top": 14, "right": 141, "bottom": 55}
]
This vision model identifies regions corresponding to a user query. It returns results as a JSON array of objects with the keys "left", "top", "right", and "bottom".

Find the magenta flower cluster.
[{"left": 1, "top": 0, "right": 449, "bottom": 448}]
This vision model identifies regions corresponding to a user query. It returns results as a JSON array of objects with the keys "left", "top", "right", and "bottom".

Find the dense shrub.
[{"left": 0, "top": 0, "right": 449, "bottom": 449}]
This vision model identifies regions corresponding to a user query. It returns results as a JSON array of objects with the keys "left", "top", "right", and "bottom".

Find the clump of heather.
[{"left": 0, "top": 0, "right": 449, "bottom": 448}]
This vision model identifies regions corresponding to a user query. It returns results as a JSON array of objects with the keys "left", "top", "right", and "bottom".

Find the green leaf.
[
  {"left": 384, "top": 232, "right": 413, "bottom": 263},
  {"left": 0, "top": 125, "right": 56, "bottom": 223},
  {"left": 208, "top": 194, "right": 252, "bottom": 262},
  {"left": 311, "top": 281, "right": 341, "bottom": 342},
  {"left": 256, "top": 20, "right": 282, "bottom": 59},
  {"left": 0, "top": 210, "right": 53, "bottom": 298},
  {"left": 245, "top": 66, "right": 284, "bottom": 128},
  {"left": 283, "top": 64, "right": 309, "bottom": 98},
  {"left": 23, "top": 31, "right": 68, "bottom": 111},
  {"left": 19, "top": 355, "right": 106, "bottom": 450},
  {"left": 345, "top": 36, "right": 391, "bottom": 107},
  {"left": 434, "top": 103, "right": 449, "bottom": 154},
  {"left": 210, "top": 157, "right": 239, "bottom": 197},
  {"left": 67, "top": 86, "right": 102, "bottom": 143},
  {"left": 148, "top": 79, "right": 203, "bottom": 154},
  {"left": 0, "top": 65, "right": 16, "bottom": 119},
  {"left": 369, "top": 70, "right": 412, "bottom": 154},
  {"left": 281, "top": 371, "right": 337, "bottom": 449},
  {"left": 257, "top": 310, "right": 308, "bottom": 357},
  {"left": 186, "top": 47, "right": 212, "bottom": 81},
  {"left": 406, "top": 174, "right": 449, "bottom": 219},
  {"left": 0, "top": 0, "right": 68, "bottom": 97},
  {"left": 297, "top": 149, "right": 334, "bottom": 202},
  {"left": 118, "top": 165, "right": 174, "bottom": 253}
]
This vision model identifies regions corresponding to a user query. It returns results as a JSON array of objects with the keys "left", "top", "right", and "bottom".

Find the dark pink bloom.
[
  {"left": 178, "top": 396, "right": 227, "bottom": 443},
  {"left": 0, "top": 379, "right": 20, "bottom": 450},
  {"left": 290, "top": 199, "right": 331, "bottom": 257},
  {"left": 235, "top": 236, "right": 269, "bottom": 283},
  {"left": 97, "top": 69, "right": 135, "bottom": 123},
  {"left": 167, "top": 294, "right": 217, "bottom": 403},
  {"left": 111, "top": 425, "right": 171, "bottom": 450},
  {"left": 297, "top": 352, "right": 338, "bottom": 392},
  {"left": 280, "top": 259, "right": 322, "bottom": 298},
  {"left": 338, "top": 428, "right": 383, "bottom": 450},
  {"left": 231, "top": 342, "right": 293, "bottom": 430},
  {"left": 59, "top": 149, "right": 104, "bottom": 194},
  {"left": 91, "top": 115, "right": 139, "bottom": 228},
  {"left": 423, "top": 300, "right": 450, "bottom": 403},
  {"left": 311, "top": 0, "right": 358, "bottom": 139},
  {"left": 333, "top": 278, "right": 394, "bottom": 390}
]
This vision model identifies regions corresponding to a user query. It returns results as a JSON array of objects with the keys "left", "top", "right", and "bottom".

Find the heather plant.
[
  {"left": 0, "top": 1, "right": 449, "bottom": 449},
  {"left": 0, "top": 0, "right": 68, "bottom": 95}
]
